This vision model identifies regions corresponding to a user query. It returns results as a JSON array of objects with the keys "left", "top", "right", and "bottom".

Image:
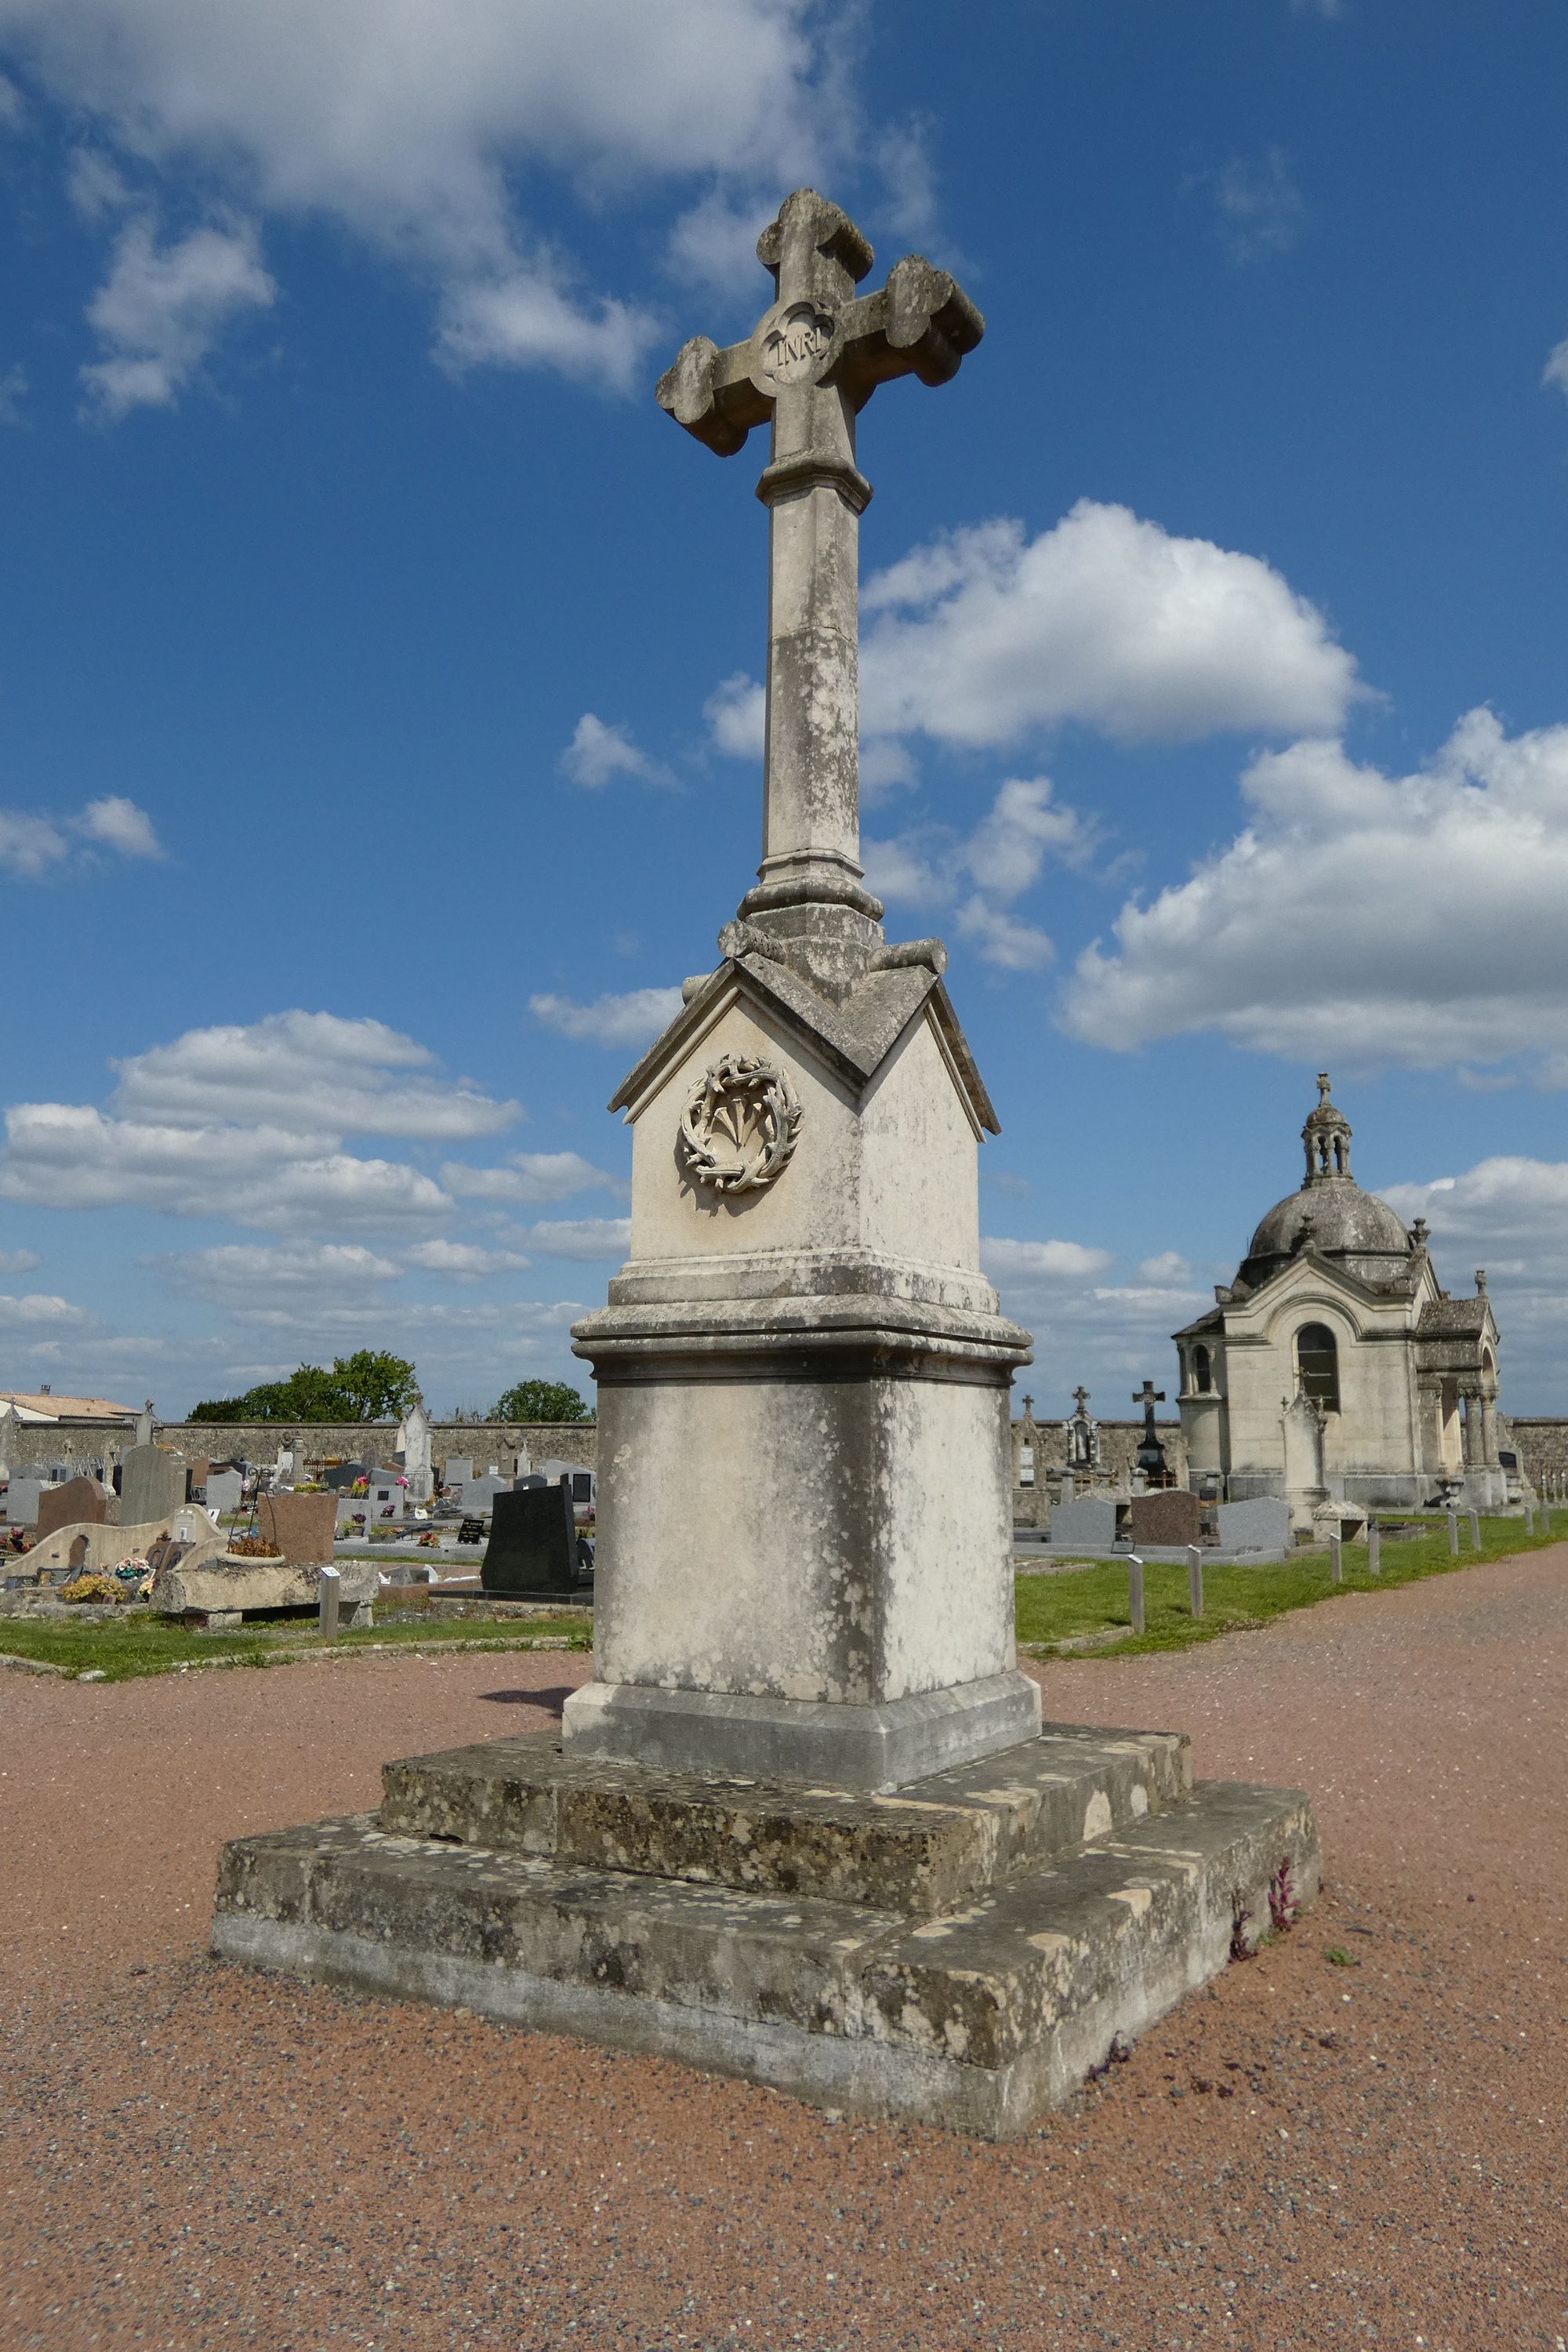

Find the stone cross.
[
  {"left": 657, "top": 188, "right": 982, "bottom": 975},
  {"left": 1072, "top": 1385, "right": 1091, "bottom": 1416},
  {"left": 1133, "top": 1379, "right": 1165, "bottom": 1426}
]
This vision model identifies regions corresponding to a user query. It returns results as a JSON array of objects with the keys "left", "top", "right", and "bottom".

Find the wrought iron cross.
[
  {"left": 657, "top": 187, "right": 982, "bottom": 952},
  {"left": 1134, "top": 1380, "right": 1166, "bottom": 1428}
]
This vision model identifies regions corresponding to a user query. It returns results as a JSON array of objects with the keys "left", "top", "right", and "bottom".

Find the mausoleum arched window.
[
  {"left": 1192, "top": 1345, "right": 1212, "bottom": 1395},
  {"left": 1295, "top": 1322, "right": 1339, "bottom": 1412}
]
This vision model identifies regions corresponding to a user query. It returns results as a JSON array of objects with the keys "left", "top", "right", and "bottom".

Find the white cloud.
[
  {"left": 66, "top": 144, "right": 132, "bottom": 218},
  {"left": 0, "top": 811, "right": 69, "bottom": 875},
  {"left": 704, "top": 672, "right": 765, "bottom": 760},
  {"left": 113, "top": 1010, "right": 517, "bottom": 1138},
  {"left": 530, "top": 986, "right": 682, "bottom": 1048},
  {"left": 0, "top": 794, "right": 161, "bottom": 871},
  {"left": 0, "top": 1290, "right": 87, "bottom": 1327},
  {"left": 439, "top": 1149, "right": 620, "bottom": 1206},
  {"left": 0, "top": 0, "right": 840, "bottom": 397},
  {"left": 666, "top": 189, "right": 774, "bottom": 296},
  {"left": 1203, "top": 148, "right": 1307, "bottom": 265},
  {"left": 864, "top": 773, "right": 1089, "bottom": 971},
  {"left": 1380, "top": 1154, "right": 1568, "bottom": 1403},
  {"left": 0, "top": 1247, "right": 39, "bottom": 1273},
  {"left": 858, "top": 503, "right": 1363, "bottom": 750},
  {"left": 1064, "top": 706, "right": 1568, "bottom": 1071},
  {"left": 982, "top": 1237, "right": 1114, "bottom": 1283},
  {"left": 0, "top": 361, "right": 26, "bottom": 426},
  {"left": 954, "top": 896, "right": 1054, "bottom": 972},
  {"left": 558, "top": 713, "right": 672, "bottom": 789},
  {"left": 520, "top": 1216, "right": 631, "bottom": 1261},
  {"left": 162, "top": 1241, "right": 400, "bottom": 1305},
  {"left": 403, "top": 1239, "right": 532, "bottom": 1279},
  {"left": 80, "top": 216, "right": 276, "bottom": 418},
  {"left": 73, "top": 794, "right": 162, "bottom": 856},
  {"left": 876, "top": 116, "right": 938, "bottom": 241},
  {"left": 0, "top": 1103, "right": 455, "bottom": 1228},
  {"left": 1543, "top": 340, "right": 1568, "bottom": 399},
  {"left": 1138, "top": 1250, "right": 1192, "bottom": 1284}
]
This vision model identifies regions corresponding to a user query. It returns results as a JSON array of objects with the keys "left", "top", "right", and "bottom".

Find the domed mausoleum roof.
[{"left": 1235, "top": 1074, "right": 1415, "bottom": 1293}]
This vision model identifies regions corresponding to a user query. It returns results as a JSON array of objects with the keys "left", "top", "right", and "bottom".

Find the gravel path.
[{"left": 3, "top": 1552, "right": 1566, "bottom": 2350}]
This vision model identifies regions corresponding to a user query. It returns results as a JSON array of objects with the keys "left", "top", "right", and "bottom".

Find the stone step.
[
  {"left": 212, "top": 1775, "right": 1317, "bottom": 2138},
  {"left": 378, "top": 1721, "right": 1190, "bottom": 1919}
]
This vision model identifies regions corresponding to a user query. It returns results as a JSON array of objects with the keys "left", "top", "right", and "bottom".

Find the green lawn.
[
  {"left": 1015, "top": 1512, "right": 1565, "bottom": 1658},
  {"left": 2, "top": 1513, "right": 1559, "bottom": 1680},
  {"left": 0, "top": 1610, "right": 591, "bottom": 1683}
]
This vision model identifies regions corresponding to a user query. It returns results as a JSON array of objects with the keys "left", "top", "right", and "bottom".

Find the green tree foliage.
[
  {"left": 188, "top": 1352, "right": 419, "bottom": 1424},
  {"left": 492, "top": 1378, "right": 592, "bottom": 1424}
]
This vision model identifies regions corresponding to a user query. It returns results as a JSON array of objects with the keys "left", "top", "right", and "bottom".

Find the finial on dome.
[
  {"left": 1301, "top": 1073, "right": 1352, "bottom": 1183},
  {"left": 1316, "top": 1072, "right": 1332, "bottom": 1105}
]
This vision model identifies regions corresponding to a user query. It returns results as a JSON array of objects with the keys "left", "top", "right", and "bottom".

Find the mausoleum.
[{"left": 1174, "top": 1076, "right": 1505, "bottom": 1513}]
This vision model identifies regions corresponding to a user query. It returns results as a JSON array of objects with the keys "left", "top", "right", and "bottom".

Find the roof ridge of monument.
[{"left": 608, "top": 949, "right": 1000, "bottom": 1132}]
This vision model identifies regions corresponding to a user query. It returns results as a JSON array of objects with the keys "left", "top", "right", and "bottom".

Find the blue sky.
[{"left": 2, "top": 0, "right": 1567, "bottom": 1418}]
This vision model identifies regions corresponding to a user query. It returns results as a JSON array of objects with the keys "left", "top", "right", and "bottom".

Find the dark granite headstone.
[{"left": 482, "top": 1481, "right": 580, "bottom": 1596}]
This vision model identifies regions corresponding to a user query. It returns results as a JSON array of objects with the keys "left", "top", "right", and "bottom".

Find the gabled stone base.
[{"left": 212, "top": 1726, "right": 1319, "bottom": 2140}]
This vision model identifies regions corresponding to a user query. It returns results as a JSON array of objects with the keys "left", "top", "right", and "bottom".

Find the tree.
[
  {"left": 187, "top": 1353, "right": 419, "bottom": 1424},
  {"left": 492, "top": 1379, "right": 592, "bottom": 1424}
]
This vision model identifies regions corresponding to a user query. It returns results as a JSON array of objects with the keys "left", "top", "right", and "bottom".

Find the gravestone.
[
  {"left": 205, "top": 1468, "right": 243, "bottom": 1517},
  {"left": 397, "top": 1394, "right": 434, "bottom": 1503},
  {"left": 120, "top": 1443, "right": 187, "bottom": 1526},
  {"left": 254, "top": 1490, "right": 338, "bottom": 1566},
  {"left": 1215, "top": 1496, "right": 1291, "bottom": 1553},
  {"left": 481, "top": 1483, "right": 580, "bottom": 1597},
  {"left": 322, "top": 1461, "right": 369, "bottom": 1492},
  {"left": 461, "top": 1472, "right": 512, "bottom": 1516},
  {"left": 1127, "top": 1488, "right": 1204, "bottom": 1549},
  {"left": 1050, "top": 1494, "right": 1120, "bottom": 1550},
  {"left": 441, "top": 1457, "right": 475, "bottom": 1495},
  {"left": 34, "top": 1476, "right": 111, "bottom": 1540},
  {"left": 364, "top": 1471, "right": 405, "bottom": 1522},
  {"left": 3, "top": 1478, "right": 43, "bottom": 1526}
]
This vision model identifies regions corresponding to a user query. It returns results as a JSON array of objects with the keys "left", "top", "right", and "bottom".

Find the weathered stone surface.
[
  {"left": 1050, "top": 1495, "right": 1120, "bottom": 1550},
  {"left": 212, "top": 1733, "right": 1319, "bottom": 2138},
  {"left": 29, "top": 1511, "right": 224, "bottom": 1580},
  {"left": 1215, "top": 1497, "right": 1293, "bottom": 1554},
  {"left": 151, "top": 1554, "right": 378, "bottom": 1618},
  {"left": 379, "top": 1722, "right": 1189, "bottom": 1920}
]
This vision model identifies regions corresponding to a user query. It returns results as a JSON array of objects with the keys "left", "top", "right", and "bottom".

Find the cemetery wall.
[
  {"left": 166, "top": 1420, "right": 601, "bottom": 1475},
  {"left": 1011, "top": 1416, "right": 1188, "bottom": 1526},
  {"left": 0, "top": 1418, "right": 598, "bottom": 1478},
  {"left": 1499, "top": 1417, "right": 1568, "bottom": 1488}
]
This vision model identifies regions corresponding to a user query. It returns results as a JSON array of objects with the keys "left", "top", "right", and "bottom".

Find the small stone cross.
[
  {"left": 1133, "top": 1380, "right": 1165, "bottom": 1430},
  {"left": 657, "top": 189, "right": 983, "bottom": 976},
  {"left": 1072, "top": 1385, "right": 1092, "bottom": 1416}
]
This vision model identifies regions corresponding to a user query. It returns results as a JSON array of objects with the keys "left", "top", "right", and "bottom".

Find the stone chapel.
[{"left": 1173, "top": 1076, "right": 1506, "bottom": 1512}]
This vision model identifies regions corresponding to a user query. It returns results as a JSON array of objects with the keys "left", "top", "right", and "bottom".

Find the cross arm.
[
  {"left": 655, "top": 333, "right": 771, "bottom": 457},
  {"left": 836, "top": 256, "right": 985, "bottom": 401}
]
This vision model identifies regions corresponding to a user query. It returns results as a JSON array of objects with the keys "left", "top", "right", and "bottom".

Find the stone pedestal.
[
  {"left": 215, "top": 1723, "right": 1318, "bottom": 2139},
  {"left": 563, "top": 946, "right": 1039, "bottom": 1791}
]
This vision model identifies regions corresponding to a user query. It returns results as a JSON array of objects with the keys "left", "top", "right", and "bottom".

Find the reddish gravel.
[{"left": 4, "top": 1552, "right": 1567, "bottom": 2350}]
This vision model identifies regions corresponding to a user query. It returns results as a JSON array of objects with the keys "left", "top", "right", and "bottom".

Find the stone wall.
[
  {"left": 0, "top": 1418, "right": 598, "bottom": 1479},
  {"left": 1498, "top": 1417, "right": 1568, "bottom": 1490},
  {"left": 1011, "top": 1416, "right": 1189, "bottom": 1527}
]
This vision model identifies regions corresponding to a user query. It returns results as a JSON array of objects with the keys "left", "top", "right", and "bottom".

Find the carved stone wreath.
[{"left": 679, "top": 1051, "right": 801, "bottom": 1195}]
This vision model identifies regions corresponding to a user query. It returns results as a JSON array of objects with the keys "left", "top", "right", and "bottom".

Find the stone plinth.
[
  {"left": 153, "top": 1554, "right": 378, "bottom": 1622},
  {"left": 214, "top": 1722, "right": 1319, "bottom": 2138}
]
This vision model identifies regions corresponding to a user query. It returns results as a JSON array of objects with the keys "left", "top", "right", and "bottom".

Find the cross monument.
[
  {"left": 657, "top": 187, "right": 982, "bottom": 997},
  {"left": 564, "top": 189, "right": 1038, "bottom": 1788}
]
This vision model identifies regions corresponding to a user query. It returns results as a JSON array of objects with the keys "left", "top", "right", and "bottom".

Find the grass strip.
[
  {"left": 0, "top": 1612, "right": 591, "bottom": 1683},
  {"left": 1015, "top": 1512, "right": 1565, "bottom": 1659}
]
